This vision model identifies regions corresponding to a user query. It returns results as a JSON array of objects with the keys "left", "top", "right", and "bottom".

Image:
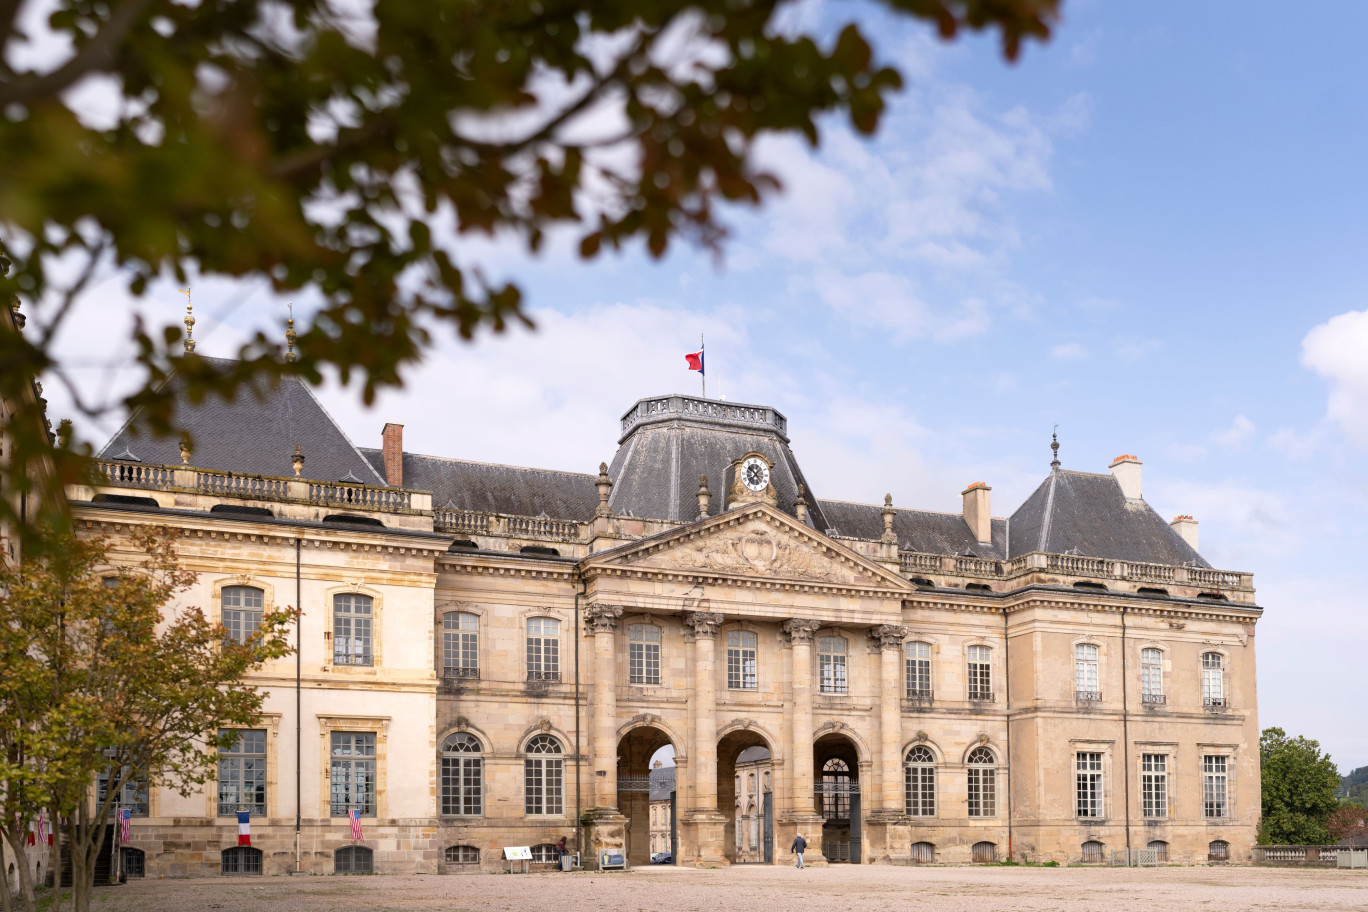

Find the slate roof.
[
  {"left": 1007, "top": 469, "right": 1209, "bottom": 568},
  {"left": 817, "top": 500, "right": 1008, "bottom": 559},
  {"left": 360, "top": 450, "right": 599, "bottom": 520},
  {"left": 606, "top": 398, "right": 829, "bottom": 529},
  {"left": 648, "top": 765, "right": 677, "bottom": 801},
  {"left": 98, "top": 357, "right": 386, "bottom": 484}
]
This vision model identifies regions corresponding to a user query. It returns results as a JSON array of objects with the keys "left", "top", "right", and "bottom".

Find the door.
[
  {"left": 849, "top": 791, "right": 861, "bottom": 864},
  {"left": 669, "top": 790, "right": 678, "bottom": 865},
  {"left": 762, "top": 792, "right": 773, "bottom": 864}
]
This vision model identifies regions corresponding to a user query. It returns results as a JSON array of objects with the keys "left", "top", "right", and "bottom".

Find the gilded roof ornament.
[
  {"left": 179, "top": 287, "right": 196, "bottom": 353},
  {"left": 285, "top": 302, "right": 297, "bottom": 363}
]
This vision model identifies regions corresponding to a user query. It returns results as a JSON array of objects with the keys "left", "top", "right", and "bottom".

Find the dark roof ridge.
[
  {"left": 367, "top": 448, "right": 597, "bottom": 479},
  {"left": 95, "top": 355, "right": 237, "bottom": 457},
  {"left": 816, "top": 497, "right": 1005, "bottom": 523},
  {"left": 1057, "top": 468, "right": 1117, "bottom": 480},
  {"left": 296, "top": 380, "right": 387, "bottom": 486}
]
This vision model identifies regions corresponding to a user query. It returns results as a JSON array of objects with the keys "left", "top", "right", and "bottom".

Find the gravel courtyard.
[{"left": 83, "top": 864, "right": 1368, "bottom": 912}]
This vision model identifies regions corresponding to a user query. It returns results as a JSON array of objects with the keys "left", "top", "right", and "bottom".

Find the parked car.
[{"left": 650, "top": 852, "right": 673, "bottom": 865}]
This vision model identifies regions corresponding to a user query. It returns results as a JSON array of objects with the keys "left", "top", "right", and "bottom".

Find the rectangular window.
[
  {"left": 333, "top": 594, "right": 373, "bottom": 666},
  {"left": 967, "top": 767, "right": 996, "bottom": 817},
  {"left": 818, "top": 636, "right": 847, "bottom": 694},
  {"left": 1202, "top": 653, "right": 1225, "bottom": 705},
  {"left": 968, "top": 645, "right": 993, "bottom": 700},
  {"left": 727, "top": 630, "right": 757, "bottom": 690},
  {"left": 442, "top": 612, "right": 479, "bottom": 678},
  {"left": 440, "top": 755, "right": 482, "bottom": 816},
  {"left": 1203, "top": 755, "right": 1228, "bottom": 818},
  {"left": 218, "top": 729, "right": 267, "bottom": 817},
  {"left": 1141, "top": 753, "right": 1167, "bottom": 819},
  {"left": 526, "top": 617, "right": 560, "bottom": 681},
  {"left": 1075, "top": 643, "right": 1100, "bottom": 698},
  {"left": 628, "top": 624, "right": 662, "bottom": 685},
  {"left": 1141, "top": 648, "right": 1164, "bottom": 703},
  {"left": 221, "top": 586, "right": 264, "bottom": 645},
  {"left": 905, "top": 642, "right": 931, "bottom": 698},
  {"left": 1076, "top": 752, "right": 1103, "bottom": 818},
  {"left": 96, "top": 769, "right": 149, "bottom": 817},
  {"left": 330, "top": 732, "right": 376, "bottom": 817},
  {"left": 524, "top": 757, "right": 564, "bottom": 815}
]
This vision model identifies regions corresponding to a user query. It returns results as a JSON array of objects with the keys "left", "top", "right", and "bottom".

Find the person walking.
[{"left": 791, "top": 832, "right": 807, "bottom": 869}]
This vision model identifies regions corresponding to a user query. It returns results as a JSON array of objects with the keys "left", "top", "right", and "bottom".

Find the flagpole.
[{"left": 701, "top": 333, "right": 705, "bottom": 399}]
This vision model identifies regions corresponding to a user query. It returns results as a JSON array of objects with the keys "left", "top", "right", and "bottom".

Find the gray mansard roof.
[
  {"left": 1008, "top": 468, "right": 1209, "bottom": 568},
  {"left": 98, "top": 357, "right": 385, "bottom": 485},
  {"left": 360, "top": 450, "right": 600, "bottom": 520},
  {"left": 817, "top": 500, "right": 1008, "bottom": 559}
]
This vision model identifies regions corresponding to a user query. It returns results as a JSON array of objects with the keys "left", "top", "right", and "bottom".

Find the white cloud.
[
  {"left": 1049, "top": 342, "right": 1088, "bottom": 361},
  {"left": 1267, "top": 424, "right": 1325, "bottom": 461},
  {"left": 1212, "top": 414, "right": 1255, "bottom": 447},
  {"left": 1302, "top": 309, "right": 1368, "bottom": 445}
]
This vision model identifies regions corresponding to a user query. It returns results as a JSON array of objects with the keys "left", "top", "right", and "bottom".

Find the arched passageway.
[
  {"left": 717, "top": 730, "right": 773, "bottom": 864},
  {"left": 814, "top": 733, "right": 861, "bottom": 863},
  {"left": 617, "top": 726, "right": 676, "bottom": 866}
]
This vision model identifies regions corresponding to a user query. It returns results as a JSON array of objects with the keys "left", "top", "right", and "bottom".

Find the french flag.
[
  {"left": 685, "top": 345, "right": 704, "bottom": 375},
  {"left": 237, "top": 810, "right": 251, "bottom": 847}
]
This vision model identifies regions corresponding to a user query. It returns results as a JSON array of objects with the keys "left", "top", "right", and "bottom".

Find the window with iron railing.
[
  {"left": 1140, "top": 648, "right": 1164, "bottom": 704},
  {"left": 818, "top": 636, "right": 847, "bottom": 694},
  {"left": 905, "top": 641, "right": 932, "bottom": 699},
  {"left": 332, "top": 593, "right": 373, "bottom": 666},
  {"left": 217, "top": 728, "right": 266, "bottom": 817},
  {"left": 526, "top": 618, "right": 560, "bottom": 681},
  {"left": 629, "top": 623, "right": 662, "bottom": 685},
  {"left": 329, "top": 732, "right": 375, "bottom": 817},
  {"left": 967, "top": 645, "right": 993, "bottom": 701},
  {"left": 1075, "top": 644, "right": 1100, "bottom": 701},
  {"left": 1202, "top": 653, "right": 1225, "bottom": 707},
  {"left": 442, "top": 612, "right": 479, "bottom": 679},
  {"left": 97, "top": 767, "right": 149, "bottom": 817}
]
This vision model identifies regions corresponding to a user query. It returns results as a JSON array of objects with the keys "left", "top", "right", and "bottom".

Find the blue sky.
[{"left": 46, "top": 2, "right": 1368, "bottom": 770}]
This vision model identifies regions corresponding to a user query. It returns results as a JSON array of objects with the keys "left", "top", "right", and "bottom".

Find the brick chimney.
[
  {"left": 1109, "top": 454, "right": 1142, "bottom": 500},
  {"left": 961, "top": 482, "right": 992, "bottom": 544},
  {"left": 381, "top": 423, "right": 404, "bottom": 486},
  {"left": 1171, "top": 515, "right": 1198, "bottom": 551}
]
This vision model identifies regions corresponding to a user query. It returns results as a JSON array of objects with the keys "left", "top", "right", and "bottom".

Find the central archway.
[
  {"left": 814, "top": 732, "right": 861, "bottom": 863},
  {"left": 617, "top": 725, "right": 676, "bottom": 867},
  {"left": 717, "top": 728, "right": 774, "bottom": 864}
]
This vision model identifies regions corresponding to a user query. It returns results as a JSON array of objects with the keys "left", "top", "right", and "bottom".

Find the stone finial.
[
  {"left": 285, "top": 302, "right": 297, "bottom": 363},
  {"left": 585, "top": 603, "right": 623, "bottom": 634},
  {"left": 780, "top": 618, "right": 821, "bottom": 645},
  {"left": 1050, "top": 426, "right": 1060, "bottom": 470},
  {"left": 682, "top": 611, "right": 724, "bottom": 639},
  {"left": 881, "top": 493, "right": 897, "bottom": 544},
  {"left": 291, "top": 444, "right": 305, "bottom": 477},
  {"left": 697, "top": 474, "right": 711, "bottom": 519},
  {"left": 178, "top": 436, "right": 192, "bottom": 466},
  {"left": 10, "top": 299, "right": 25, "bottom": 330},
  {"left": 180, "top": 288, "right": 196, "bottom": 354},
  {"left": 870, "top": 624, "right": 909, "bottom": 650},
  {"left": 596, "top": 461, "right": 612, "bottom": 516},
  {"left": 794, "top": 483, "right": 809, "bottom": 524}
]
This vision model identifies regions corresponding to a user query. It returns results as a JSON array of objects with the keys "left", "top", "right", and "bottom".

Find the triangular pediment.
[{"left": 583, "top": 503, "right": 912, "bottom": 591}]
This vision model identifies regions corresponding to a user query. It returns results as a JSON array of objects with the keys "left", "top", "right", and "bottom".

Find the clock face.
[{"left": 741, "top": 457, "right": 770, "bottom": 492}]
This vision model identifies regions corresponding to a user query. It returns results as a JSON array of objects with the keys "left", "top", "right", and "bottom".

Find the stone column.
[
  {"left": 584, "top": 603, "right": 627, "bottom": 865},
  {"left": 682, "top": 610, "right": 726, "bottom": 864},
  {"left": 781, "top": 618, "right": 826, "bottom": 864}
]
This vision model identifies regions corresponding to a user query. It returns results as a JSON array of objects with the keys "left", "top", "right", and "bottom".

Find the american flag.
[
  {"left": 348, "top": 808, "right": 364, "bottom": 842},
  {"left": 118, "top": 808, "right": 132, "bottom": 843}
]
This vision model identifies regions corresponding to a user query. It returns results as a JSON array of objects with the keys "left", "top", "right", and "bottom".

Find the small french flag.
[
  {"left": 684, "top": 345, "right": 704, "bottom": 375},
  {"left": 237, "top": 810, "right": 251, "bottom": 847}
]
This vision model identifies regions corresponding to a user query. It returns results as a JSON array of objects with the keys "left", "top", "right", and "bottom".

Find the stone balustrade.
[{"left": 901, "top": 547, "right": 1252, "bottom": 596}]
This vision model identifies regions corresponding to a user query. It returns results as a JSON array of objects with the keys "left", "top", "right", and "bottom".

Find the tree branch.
[{"left": 0, "top": 0, "right": 155, "bottom": 108}]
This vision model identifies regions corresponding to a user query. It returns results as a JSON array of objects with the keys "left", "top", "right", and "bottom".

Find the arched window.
[
  {"left": 967, "top": 645, "right": 992, "bottom": 700},
  {"left": 904, "top": 746, "right": 936, "bottom": 817},
  {"left": 221, "top": 586, "right": 264, "bottom": 644},
  {"left": 440, "top": 733, "right": 483, "bottom": 816},
  {"left": 1081, "top": 840, "right": 1104, "bottom": 864},
  {"left": 1075, "top": 644, "right": 1100, "bottom": 699},
  {"left": 628, "top": 624, "right": 662, "bottom": 685},
  {"left": 334, "top": 845, "right": 373, "bottom": 874},
  {"left": 526, "top": 618, "right": 560, "bottom": 681},
  {"left": 1201, "top": 653, "right": 1224, "bottom": 706},
  {"left": 966, "top": 746, "right": 996, "bottom": 817},
  {"left": 821, "top": 758, "right": 851, "bottom": 820},
  {"left": 763, "top": 771, "right": 771, "bottom": 792},
  {"left": 333, "top": 593, "right": 374, "bottom": 666},
  {"left": 442, "top": 612, "right": 479, "bottom": 679},
  {"left": 445, "top": 845, "right": 479, "bottom": 865},
  {"left": 120, "top": 847, "right": 146, "bottom": 878},
  {"left": 905, "top": 641, "right": 931, "bottom": 699},
  {"left": 726, "top": 630, "right": 757, "bottom": 690},
  {"left": 221, "top": 846, "right": 263, "bottom": 875},
  {"left": 972, "top": 841, "right": 997, "bottom": 863},
  {"left": 524, "top": 735, "right": 564, "bottom": 815},
  {"left": 1147, "top": 840, "right": 1169, "bottom": 862},
  {"left": 1208, "top": 839, "right": 1230, "bottom": 862},
  {"left": 1140, "top": 648, "right": 1164, "bottom": 703},
  {"left": 818, "top": 636, "right": 847, "bottom": 694},
  {"left": 910, "top": 841, "right": 935, "bottom": 863},
  {"left": 748, "top": 772, "right": 756, "bottom": 795}
]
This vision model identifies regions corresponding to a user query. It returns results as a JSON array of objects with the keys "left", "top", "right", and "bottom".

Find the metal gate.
[
  {"left": 762, "top": 792, "right": 773, "bottom": 863},
  {"left": 849, "top": 791, "right": 861, "bottom": 864},
  {"left": 669, "top": 790, "right": 678, "bottom": 865}
]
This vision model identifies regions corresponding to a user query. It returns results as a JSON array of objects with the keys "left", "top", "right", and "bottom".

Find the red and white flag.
[
  {"left": 26, "top": 819, "right": 35, "bottom": 846},
  {"left": 37, "top": 811, "right": 50, "bottom": 847},
  {"left": 118, "top": 808, "right": 132, "bottom": 843},
  {"left": 348, "top": 808, "right": 364, "bottom": 842},
  {"left": 684, "top": 345, "right": 704, "bottom": 375},
  {"left": 237, "top": 810, "right": 252, "bottom": 847}
]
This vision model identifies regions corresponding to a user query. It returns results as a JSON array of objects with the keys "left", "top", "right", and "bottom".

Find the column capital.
[
  {"left": 682, "top": 610, "right": 724, "bottom": 639},
  {"left": 869, "top": 624, "right": 909, "bottom": 650},
  {"left": 585, "top": 603, "right": 623, "bottom": 634},
  {"left": 780, "top": 618, "right": 821, "bottom": 644}
]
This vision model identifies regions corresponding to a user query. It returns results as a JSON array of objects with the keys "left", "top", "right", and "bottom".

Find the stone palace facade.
[{"left": 67, "top": 371, "right": 1262, "bottom": 875}]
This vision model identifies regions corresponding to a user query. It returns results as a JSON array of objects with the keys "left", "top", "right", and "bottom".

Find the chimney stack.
[
  {"left": 1171, "top": 515, "right": 1199, "bottom": 552},
  {"left": 653, "top": 760, "right": 663, "bottom": 769},
  {"left": 961, "top": 482, "right": 992, "bottom": 544},
  {"left": 382, "top": 423, "right": 404, "bottom": 486},
  {"left": 1109, "top": 454, "right": 1142, "bottom": 500}
]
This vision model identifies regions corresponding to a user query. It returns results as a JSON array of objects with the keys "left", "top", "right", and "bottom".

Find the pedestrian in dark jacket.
[{"left": 791, "top": 833, "right": 807, "bottom": 868}]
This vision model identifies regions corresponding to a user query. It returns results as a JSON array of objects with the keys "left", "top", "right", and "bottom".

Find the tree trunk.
[
  {"left": 0, "top": 837, "right": 13, "bottom": 912},
  {"left": 0, "top": 826, "right": 36, "bottom": 912}
]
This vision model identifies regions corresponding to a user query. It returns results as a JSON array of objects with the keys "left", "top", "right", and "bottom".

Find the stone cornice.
[
  {"left": 902, "top": 589, "right": 1263, "bottom": 625},
  {"left": 76, "top": 514, "right": 448, "bottom": 557}
]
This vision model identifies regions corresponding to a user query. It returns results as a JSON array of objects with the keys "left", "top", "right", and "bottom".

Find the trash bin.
[{"left": 559, "top": 855, "right": 573, "bottom": 872}]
